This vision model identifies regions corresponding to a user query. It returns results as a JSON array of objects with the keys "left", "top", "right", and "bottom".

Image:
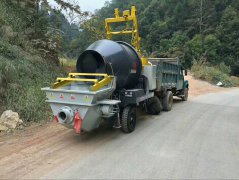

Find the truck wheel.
[
  {"left": 163, "top": 91, "right": 173, "bottom": 111},
  {"left": 146, "top": 96, "right": 162, "bottom": 115},
  {"left": 121, "top": 106, "right": 136, "bottom": 133},
  {"left": 182, "top": 88, "right": 188, "bottom": 101}
]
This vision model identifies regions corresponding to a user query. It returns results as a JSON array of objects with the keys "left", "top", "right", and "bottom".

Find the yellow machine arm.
[
  {"left": 105, "top": 6, "right": 141, "bottom": 53},
  {"left": 105, "top": 6, "right": 150, "bottom": 66}
]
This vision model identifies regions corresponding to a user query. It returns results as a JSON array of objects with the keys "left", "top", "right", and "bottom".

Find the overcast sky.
[{"left": 49, "top": 0, "right": 108, "bottom": 13}]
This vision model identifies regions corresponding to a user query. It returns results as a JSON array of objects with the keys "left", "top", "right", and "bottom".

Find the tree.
[
  {"left": 217, "top": 6, "right": 239, "bottom": 68},
  {"left": 46, "top": 0, "right": 239, "bottom": 74}
]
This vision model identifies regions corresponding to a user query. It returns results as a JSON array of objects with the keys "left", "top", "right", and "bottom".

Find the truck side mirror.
[{"left": 184, "top": 69, "right": 187, "bottom": 76}]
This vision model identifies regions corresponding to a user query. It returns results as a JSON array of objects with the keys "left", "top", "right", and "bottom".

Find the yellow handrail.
[
  {"left": 52, "top": 73, "right": 114, "bottom": 91},
  {"left": 68, "top": 73, "right": 108, "bottom": 77}
]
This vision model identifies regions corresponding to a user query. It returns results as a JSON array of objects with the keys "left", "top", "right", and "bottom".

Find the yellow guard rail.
[{"left": 53, "top": 73, "right": 114, "bottom": 91}]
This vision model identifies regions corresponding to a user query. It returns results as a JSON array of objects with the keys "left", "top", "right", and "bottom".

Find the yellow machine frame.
[
  {"left": 105, "top": 6, "right": 141, "bottom": 53},
  {"left": 105, "top": 6, "right": 150, "bottom": 66}
]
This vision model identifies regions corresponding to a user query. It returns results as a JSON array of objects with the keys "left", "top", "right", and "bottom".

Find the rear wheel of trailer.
[
  {"left": 146, "top": 96, "right": 162, "bottom": 115},
  {"left": 162, "top": 91, "right": 173, "bottom": 111}
]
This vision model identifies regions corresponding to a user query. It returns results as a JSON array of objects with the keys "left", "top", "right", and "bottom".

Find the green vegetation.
[
  {"left": 0, "top": 0, "right": 80, "bottom": 122},
  {"left": 71, "top": 0, "right": 239, "bottom": 77},
  {"left": 191, "top": 60, "right": 235, "bottom": 87},
  {"left": 60, "top": 58, "right": 76, "bottom": 68},
  {"left": 231, "top": 76, "right": 239, "bottom": 86},
  {"left": 0, "top": 39, "right": 64, "bottom": 122}
]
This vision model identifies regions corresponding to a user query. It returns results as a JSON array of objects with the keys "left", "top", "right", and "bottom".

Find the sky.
[
  {"left": 49, "top": 0, "right": 108, "bottom": 13},
  {"left": 74, "top": 0, "right": 108, "bottom": 13}
]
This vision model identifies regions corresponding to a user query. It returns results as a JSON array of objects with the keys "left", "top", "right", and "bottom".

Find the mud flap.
[{"left": 74, "top": 111, "right": 82, "bottom": 134}]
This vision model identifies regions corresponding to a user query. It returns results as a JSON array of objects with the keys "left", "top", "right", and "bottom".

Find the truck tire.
[
  {"left": 182, "top": 88, "right": 188, "bottom": 101},
  {"left": 163, "top": 91, "right": 173, "bottom": 111},
  {"left": 146, "top": 96, "right": 162, "bottom": 115},
  {"left": 121, "top": 106, "right": 136, "bottom": 133}
]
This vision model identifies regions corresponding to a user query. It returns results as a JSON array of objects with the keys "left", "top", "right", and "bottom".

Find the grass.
[
  {"left": 230, "top": 76, "right": 239, "bottom": 86},
  {"left": 59, "top": 58, "right": 77, "bottom": 73},
  {"left": 60, "top": 58, "right": 76, "bottom": 67},
  {"left": 0, "top": 1, "right": 65, "bottom": 124},
  {"left": 0, "top": 40, "right": 64, "bottom": 123},
  {"left": 191, "top": 60, "right": 236, "bottom": 87}
]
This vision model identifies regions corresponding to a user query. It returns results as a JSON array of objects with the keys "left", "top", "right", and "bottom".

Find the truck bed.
[{"left": 148, "top": 58, "right": 183, "bottom": 91}]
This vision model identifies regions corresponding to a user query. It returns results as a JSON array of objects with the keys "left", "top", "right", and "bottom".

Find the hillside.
[
  {"left": 0, "top": 1, "right": 66, "bottom": 123},
  {"left": 74, "top": 0, "right": 239, "bottom": 73}
]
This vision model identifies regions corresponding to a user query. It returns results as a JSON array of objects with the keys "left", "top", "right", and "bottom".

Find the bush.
[
  {"left": 218, "top": 62, "right": 231, "bottom": 74},
  {"left": 0, "top": 1, "right": 64, "bottom": 124},
  {"left": 0, "top": 40, "right": 63, "bottom": 123},
  {"left": 59, "top": 57, "right": 76, "bottom": 67},
  {"left": 230, "top": 76, "right": 239, "bottom": 87},
  {"left": 191, "top": 60, "right": 235, "bottom": 87}
]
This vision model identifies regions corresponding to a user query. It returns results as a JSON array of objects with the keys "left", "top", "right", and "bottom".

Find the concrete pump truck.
[{"left": 42, "top": 6, "right": 189, "bottom": 134}]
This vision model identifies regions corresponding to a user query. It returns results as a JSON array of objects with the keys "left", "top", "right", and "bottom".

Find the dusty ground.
[
  {"left": 0, "top": 75, "right": 238, "bottom": 179},
  {"left": 185, "top": 74, "right": 232, "bottom": 97}
]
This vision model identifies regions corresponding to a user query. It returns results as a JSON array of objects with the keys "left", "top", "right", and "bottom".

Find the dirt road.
[{"left": 0, "top": 76, "right": 239, "bottom": 179}]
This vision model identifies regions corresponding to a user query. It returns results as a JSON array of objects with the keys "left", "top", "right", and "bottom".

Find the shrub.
[
  {"left": 0, "top": 1, "right": 64, "bottom": 124},
  {"left": 191, "top": 60, "right": 235, "bottom": 87},
  {"left": 218, "top": 62, "right": 231, "bottom": 74},
  {"left": 59, "top": 58, "right": 76, "bottom": 67},
  {"left": 0, "top": 40, "right": 63, "bottom": 123}
]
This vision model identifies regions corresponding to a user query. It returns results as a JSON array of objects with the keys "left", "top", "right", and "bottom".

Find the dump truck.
[{"left": 42, "top": 6, "right": 189, "bottom": 133}]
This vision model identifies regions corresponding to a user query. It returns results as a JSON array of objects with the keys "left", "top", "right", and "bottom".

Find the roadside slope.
[{"left": 186, "top": 74, "right": 231, "bottom": 97}]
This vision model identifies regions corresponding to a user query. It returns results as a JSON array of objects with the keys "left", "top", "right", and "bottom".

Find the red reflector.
[
  {"left": 74, "top": 111, "right": 82, "bottom": 134},
  {"left": 54, "top": 116, "right": 59, "bottom": 123}
]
